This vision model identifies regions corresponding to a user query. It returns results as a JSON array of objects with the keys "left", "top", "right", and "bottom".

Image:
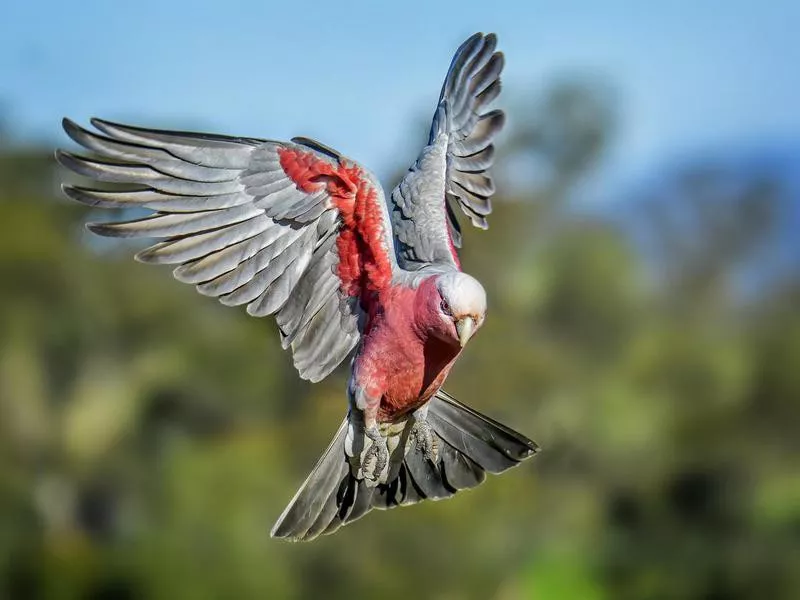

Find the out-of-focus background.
[{"left": 1, "top": 2, "right": 799, "bottom": 599}]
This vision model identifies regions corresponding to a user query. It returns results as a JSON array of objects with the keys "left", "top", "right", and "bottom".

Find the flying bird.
[{"left": 56, "top": 32, "right": 538, "bottom": 541}]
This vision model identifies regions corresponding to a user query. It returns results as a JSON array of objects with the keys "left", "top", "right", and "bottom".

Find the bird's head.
[{"left": 417, "top": 272, "right": 487, "bottom": 348}]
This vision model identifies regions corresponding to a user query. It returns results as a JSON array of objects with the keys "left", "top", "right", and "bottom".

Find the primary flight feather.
[{"left": 57, "top": 32, "right": 538, "bottom": 541}]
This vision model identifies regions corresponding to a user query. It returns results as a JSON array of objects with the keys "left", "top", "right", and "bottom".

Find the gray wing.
[
  {"left": 57, "top": 119, "right": 396, "bottom": 382},
  {"left": 390, "top": 32, "right": 505, "bottom": 270}
]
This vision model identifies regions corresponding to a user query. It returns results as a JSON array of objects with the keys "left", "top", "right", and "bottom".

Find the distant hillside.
[{"left": 606, "top": 140, "right": 800, "bottom": 295}]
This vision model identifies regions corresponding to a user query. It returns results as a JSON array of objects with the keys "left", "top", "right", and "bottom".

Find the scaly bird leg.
[
  {"left": 351, "top": 384, "right": 389, "bottom": 484},
  {"left": 410, "top": 404, "right": 439, "bottom": 464},
  {"left": 362, "top": 425, "right": 388, "bottom": 483}
]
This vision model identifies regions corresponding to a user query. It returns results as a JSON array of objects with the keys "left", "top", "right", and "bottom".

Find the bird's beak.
[{"left": 456, "top": 316, "right": 476, "bottom": 347}]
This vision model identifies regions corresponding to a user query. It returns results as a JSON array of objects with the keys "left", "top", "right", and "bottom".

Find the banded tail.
[{"left": 271, "top": 390, "right": 538, "bottom": 542}]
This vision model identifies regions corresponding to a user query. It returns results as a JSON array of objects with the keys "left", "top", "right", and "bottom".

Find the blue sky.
[{"left": 2, "top": 1, "right": 798, "bottom": 187}]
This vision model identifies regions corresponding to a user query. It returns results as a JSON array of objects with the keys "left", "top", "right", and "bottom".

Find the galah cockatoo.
[{"left": 57, "top": 32, "right": 538, "bottom": 541}]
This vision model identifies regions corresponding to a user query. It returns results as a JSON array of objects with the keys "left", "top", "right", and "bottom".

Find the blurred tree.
[{"left": 0, "top": 75, "right": 798, "bottom": 600}]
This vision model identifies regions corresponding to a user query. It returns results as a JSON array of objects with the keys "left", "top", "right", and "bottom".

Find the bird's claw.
[
  {"left": 410, "top": 416, "right": 439, "bottom": 464},
  {"left": 362, "top": 426, "right": 389, "bottom": 483}
]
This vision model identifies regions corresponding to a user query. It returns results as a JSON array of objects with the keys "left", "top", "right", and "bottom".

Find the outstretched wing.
[
  {"left": 57, "top": 119, "right": 396, "bottom": 382},
  {"left": 390, "top": 32, "right": 505, "bottom": 270}
]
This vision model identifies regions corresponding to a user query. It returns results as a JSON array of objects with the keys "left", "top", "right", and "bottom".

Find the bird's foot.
[
  {"left": 362, "top": 426, "right": 389, "bottom": 484},
  {"left": 410, "top": 411, "right": 439, "bottom": 464}
]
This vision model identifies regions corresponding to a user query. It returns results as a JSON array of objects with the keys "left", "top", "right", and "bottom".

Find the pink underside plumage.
[{"left": 355, "top": 279, "right": 462, "bottom": 422}]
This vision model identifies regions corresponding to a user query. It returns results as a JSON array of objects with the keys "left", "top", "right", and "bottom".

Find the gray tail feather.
[{"left": 270, "top": 390, "right": 538, "bottom": 542}]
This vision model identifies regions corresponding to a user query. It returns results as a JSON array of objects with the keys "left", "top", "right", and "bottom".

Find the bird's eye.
[{"left": 440, "top": 299, "right": 452, "bottom": 315}]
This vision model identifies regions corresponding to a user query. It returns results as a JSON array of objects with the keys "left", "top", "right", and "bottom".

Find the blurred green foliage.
[{"left": 1, "top": 80, "right": 799, "bottom": 599}]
